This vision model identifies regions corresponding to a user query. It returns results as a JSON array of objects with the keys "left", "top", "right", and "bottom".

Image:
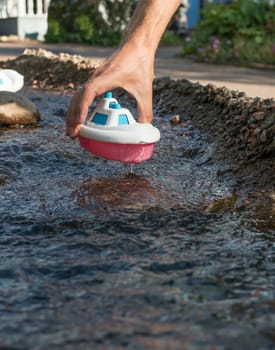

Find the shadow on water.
[
  {"left": 0, "top": 88, "right": 274, "bottom": 349},
  {"left": 76, "top": 173, "right": 174, "bottom": 215}
]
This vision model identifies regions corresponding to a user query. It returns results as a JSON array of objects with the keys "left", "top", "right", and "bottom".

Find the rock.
[
  {"left": 253, "top": 111, "right": 265, "bottom": 121},
  {"left": 170, "top": 114, "right": 181, "bottom": 125},
  {"left": 0, "top": 91, "right": 40, "bottom": 125},
  {"left": 260, "top": 129, "right": 268, "bottom": 143},
  {"left": 206, "top": 193, "right": 238, "bottom": 212}
]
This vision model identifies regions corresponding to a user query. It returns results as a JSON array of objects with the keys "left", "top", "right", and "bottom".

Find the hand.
[
  {"left": 66, "top": 42, "right": 154, "bottom": 138},
  {"left": 66, "top": 0, "right": 182, "bottom": 139}
]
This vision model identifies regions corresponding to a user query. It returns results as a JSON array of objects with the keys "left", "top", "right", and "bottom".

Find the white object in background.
[{"left": 0, "top": 69, "right": 24, "bottom": 92}]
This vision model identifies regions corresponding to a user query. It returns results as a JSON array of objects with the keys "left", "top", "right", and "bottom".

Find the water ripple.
[{"left": 0, "top": 89, "right": 274, "bottom": 349}]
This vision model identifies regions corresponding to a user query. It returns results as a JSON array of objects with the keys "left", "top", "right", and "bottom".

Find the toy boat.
[
  {"left": 0, "top": 69, "right": 24, "bottom": 92},
  {"left": 79, "top": 92, "right": 160, "bottom": 164}
]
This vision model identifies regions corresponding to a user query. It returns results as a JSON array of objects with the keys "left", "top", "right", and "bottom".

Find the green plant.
[
  {"left": 44, "top": 19, "right": 68, "bottom": 43},
  {"left": 182, "top": 0, "right": 275, "bottom": 67},
  {"left": 45, "top": 0, "right": 137, "bottom": 46},
  {"left": 161, "top": 31, "right": 182, "bottom": 45},
  {"left": 74, "top": 15, "right": 95, "bottom": 44},
  {"left": 234, "top": 36, "right": 275, "bottom": 65}
]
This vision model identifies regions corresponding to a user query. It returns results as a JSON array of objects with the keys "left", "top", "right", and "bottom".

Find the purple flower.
[{"left": 212, "top": 37, "right": 220, "bottom": 50}]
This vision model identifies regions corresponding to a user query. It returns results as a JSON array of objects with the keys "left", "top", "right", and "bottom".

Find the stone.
[
  {"left": 170, "top": 114, "right": 181, "bottom": 125},
  {"left": 253, "top": 111, "right": 265, "bottom": 121},
  {"left": 260, "top": 129, "right": 270, "bottom": 143},
  {"left": 0, "top": 91, "right": 40, "bottom": 125}
]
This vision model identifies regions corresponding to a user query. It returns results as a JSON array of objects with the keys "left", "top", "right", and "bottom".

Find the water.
[{"left": 0, "top": 88, "right": 274, "bottom": 350}]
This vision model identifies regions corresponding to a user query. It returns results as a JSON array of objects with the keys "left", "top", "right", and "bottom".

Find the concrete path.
[{"left": 0, "top": 40, "right": 274, "bottom": 99}]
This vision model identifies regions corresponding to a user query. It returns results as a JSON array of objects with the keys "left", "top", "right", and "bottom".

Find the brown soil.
[
  {"left": 0, "top": 48, "right": 97, "bottom": 91},
  {"left": 1, "top": 48, "right": 274, "bottom": 193}
]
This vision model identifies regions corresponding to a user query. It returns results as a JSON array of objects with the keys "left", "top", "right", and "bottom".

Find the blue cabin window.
[
  {"left": 92, "top": 112, "right": 108, "bottom": 125},
  {"left": 118, "top": 114, "right": 129, "bottom": 125}
]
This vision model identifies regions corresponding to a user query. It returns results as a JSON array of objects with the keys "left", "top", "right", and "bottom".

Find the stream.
[{"left": 0, "top": 88, "right": 274, "bottom": 350}]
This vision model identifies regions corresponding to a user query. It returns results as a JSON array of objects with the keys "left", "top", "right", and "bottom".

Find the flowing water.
[{"left": 0, "top": 88, "right": 274, "bottom": 350}]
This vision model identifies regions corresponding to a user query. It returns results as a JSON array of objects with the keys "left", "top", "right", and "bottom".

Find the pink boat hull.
[{"left": 79, "top": 136, "right": 156, "bottom": 164}]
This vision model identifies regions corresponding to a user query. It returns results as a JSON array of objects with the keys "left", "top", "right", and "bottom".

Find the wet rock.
[
  {"left": 181, "top": 130, "right": 193, "bottom": 137},
  {"left": 253, "top": 111, "right": 265, "bottom": 121},
  {"left": 0, "top": 91, "right": 40, "bottom": 125},
  {"left": 170, "top": 114, "right": 181, "bottom": 125},
  {"left": 260, "top": 129, "right": 268, "bottom": 143},
  {"left": 206, "top": 193, "right": 238, "bottom": 212}
]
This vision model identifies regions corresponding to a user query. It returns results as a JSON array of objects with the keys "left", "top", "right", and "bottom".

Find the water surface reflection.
[{"left": 0, "top": 88, "right": 274, "bottom": 349}]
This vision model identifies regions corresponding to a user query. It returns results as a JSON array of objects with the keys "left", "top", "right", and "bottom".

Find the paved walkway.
[{"left": 0, "top": 40, "right": 275, "bottom": 99}]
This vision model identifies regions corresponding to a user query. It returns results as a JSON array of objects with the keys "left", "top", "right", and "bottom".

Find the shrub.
[
  {"left": 160, "top": 31, "right": 182, "bottom": 46},
  {"left": 45, "top": 19, "right": 68, "bottom": 43},
  {"left": 45, "top": 0, "right": 137, "bottom": 46},
  {"left": 182, "top": 0, "right": 275, "bottom": 66},
  {"left": 74, "top": 15, "right": 96, "bottom": 44}
]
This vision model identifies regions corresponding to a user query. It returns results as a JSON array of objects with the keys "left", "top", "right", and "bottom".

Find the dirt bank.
[
  {"left": 151, "top": 77, "right": 274, "bottom": 195},
  {"left": 1, "top": 49, "right": 274, "bottom": 191},
  {"left": 0, "top": 48, "right": 98, "bottom": 91}
]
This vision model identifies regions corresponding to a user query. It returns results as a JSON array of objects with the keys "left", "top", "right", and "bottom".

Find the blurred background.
[{"left": 0, "top": 0, "right": 275, "bottom": 66}]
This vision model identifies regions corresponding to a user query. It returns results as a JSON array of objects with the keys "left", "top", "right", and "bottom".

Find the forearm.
[{"left": 122, "top": 0, "right": 182, "bottom": 53}]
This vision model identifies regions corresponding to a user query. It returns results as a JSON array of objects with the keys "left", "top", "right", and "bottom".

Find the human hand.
[{"left": 66, "top": 42, "right": 154, "bottom": 139}]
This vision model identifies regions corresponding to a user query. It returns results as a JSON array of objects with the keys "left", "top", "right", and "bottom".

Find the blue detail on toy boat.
[{"left": 92, "top": 112, "right": 108, "bottom": 125}]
